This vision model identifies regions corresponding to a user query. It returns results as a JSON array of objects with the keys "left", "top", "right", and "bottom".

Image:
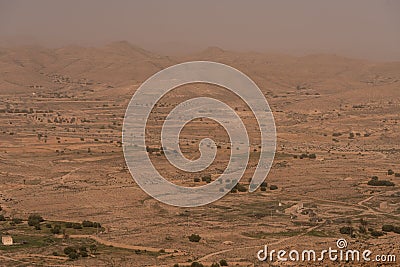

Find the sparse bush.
[
  {"left": 388, "top": 169, "right": 394, "bottom": 175},
  {"left": 80, "top": 251, "right": 88, "bottom": 257},
  {"left": 173, "top": 264, "right": 179, "bottom": 267},
  {"left": 46, "top": 223, "right": 52, "bottom": 228},
  {"left": 28, "top": 214, "right": 44, "bottom": 226},
  {"left": 89, "top": 244, "right": 97, "bottom": 254},
  {"left": 194, "top": 178, "right": 201, "bottom": 182},
  {"left": 188, "top": 234, "right": 201, "bottom": 242},
  {"left": 64, "top": 246, "right": 77, "bottom": 255},
  {"left": 0, "top": 215, "right": 5, "bottom": 221},
  {"left": 393, "top": 227, "right": 400, "bottom": 234},
  {"left": 382, "top": 225, "right": 394, "bottom": 232},
  {"left": 270, "top": 185, "right": 278, "bottom": 190},
  {"left": 190, "top": 262, "right": 204, "bottom": 267},
  {"left": 370, "top": 230, "right": 385, "bottom": 237},
  {"left": 219, "top": 259, "right": 228, "bottom": 266},
  {"left": 68, "top": 251, "right": 79, "bottom": 260},
  {"left": 211, "top": 263, "right": 220, "bottom": 267},
  {"left": 51, "top": 224, "right": 62, "bottom": 234},
  {"left": 395, "top": 173, "right": 400, "bottom": 177},
  {"left": 367, "top": 178, "right": 394, "bottom": 187},
  {"left": 12, "top": 218, "right": 23, "bottom": 224},
  {"left": 339, "top": 226, "right": 354, "bottom": 235},
  {"left": 260, "top": 186, "right": 267, "bottom": 192},
  {"left": 236, "top": 183, "right": 247, "bottom": 192},
  {"left": 308, "top": 153, "right": 316, "bottom": 159},
  {"left": 82, "top": 220, "right": 94, "bottom": 227},
  {"left": 72, "top": 223, "right": 82, "bottom": 229}
]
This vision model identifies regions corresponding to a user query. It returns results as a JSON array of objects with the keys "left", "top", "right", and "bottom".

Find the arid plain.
[{"left": 0, "top": 42, "right": 399, "bottom": 266}]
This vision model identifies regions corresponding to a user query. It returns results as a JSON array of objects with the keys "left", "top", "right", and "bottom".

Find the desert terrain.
[{"left": 0, "top": 42, "right": 399, "bottom": 266}]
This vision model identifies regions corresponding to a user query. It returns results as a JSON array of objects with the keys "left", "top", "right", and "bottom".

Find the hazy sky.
[{"left": 0, "top": 0, "right": 399, "bottom": 61}]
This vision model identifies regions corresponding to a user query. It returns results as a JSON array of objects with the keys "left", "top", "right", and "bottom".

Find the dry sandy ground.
[{"left": 0, "top": 43, "right": 399, "bottom": 266}]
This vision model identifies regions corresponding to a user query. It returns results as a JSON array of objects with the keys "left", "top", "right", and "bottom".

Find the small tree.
[
  {"left": 188, "top": 234, "right": 201, "bottom": 242},
  {"left": 219, "top": 259, "right": 228, "bottom": 266}
]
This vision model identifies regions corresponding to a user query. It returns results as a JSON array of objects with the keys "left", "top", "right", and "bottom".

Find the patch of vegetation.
[
  {"left": 367, "top": 177, "right": 395, "bottom": 186},
  {"left": 188, "top": 234, "right": 201, "bottom": 242}
]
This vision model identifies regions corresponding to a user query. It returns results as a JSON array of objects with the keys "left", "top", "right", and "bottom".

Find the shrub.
[
  {"left": 211, "top": 263, "right": 220, "bottom": 267},
  {"left": 339, "top": 226, "right": 354, "bottom": 235},
  {"left": 89, "top": 244, "right": 97, "bottom": 254},
  {"left": 64, "top": 246, "right": 76, "bottom": 255},
  {"left": 173, "top": 264, "right": 180, "bottom": 267},
  {"left": 219, "top": 259, "right": 228, "bottom": 266},
  {"left": 12, "top": 218, "right": 23, "bottom": 224},
  {"left": 236, "top": 183, "right": 247, "bottom": 192},
  {"left": 72, "top": 223, "right": 82, "bottom": 229},
  {"left": 370, "top": 230, "right": 385, "bottom": 237},
  {"left": 308, "top": 153, "right": 316, "bottom": 159},
  {"left": 188, "top": 234, "right": 201, "bottom": 242},
  {"left": 68, "top": 251, "right": 79, "bottom": 260},
  {"left": 270, "top": 185, "right": 278, "bottom": 190},
  {"left": 393, "top": 227, "right": 400, "bottom": 234},
  {"left": 82, "top": 220, "right": 94, "bottom": 227},
  {"left": 34, "top": 224, "right": 41, "bottom": 230},
  {"left": 367, "top": 179, "right": 394, "bottom": 187},
  {"left": 28, "top": 214, "right": 44, "bottom": 226},
  {"left": 194, "top": 178, "right": 200, "bottom": 182},
  {"left": 190, "top": 262, "right": 204, "bottom": 267},
  {"left": 382, "top": 225, "right": 394, "bottom": 232},
  {"left": 260, "top": 181, "right": 267, "bottom": 187},
  {"left": 51, "top": 224, "right": 62, "bottom": 234},
  {"left": 388, "top": 169, "right": 394, "bottom": 175},
  {"left": 260, "top": 186, "right": 267, "bottom": 192},
  {"left": 0, "top": 214, "right": 5, "bottom": 221},
  {"left": 65, "top": 222, "right": 73, "bottom": 228},
  {"left": 46, "top": 223, "right": 52, "bottom": 228},
  {"left": 395, "top": 173, "right": 400, "bottom": 177},
  {"left": 80, "top": 251, "right": 88, "bottom": 257}
]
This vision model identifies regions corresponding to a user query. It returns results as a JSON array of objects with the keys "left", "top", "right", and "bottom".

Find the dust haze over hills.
[
  {"left": 0, "top": 0, "right": 399, "bottom": 61},
  {"left": 0, "top": 41, "right": 399, "bottom": 111}
]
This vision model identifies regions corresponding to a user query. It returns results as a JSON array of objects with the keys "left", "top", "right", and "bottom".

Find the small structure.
[{"left": 2, "top": 235, "right": 13, "bottom": 246}]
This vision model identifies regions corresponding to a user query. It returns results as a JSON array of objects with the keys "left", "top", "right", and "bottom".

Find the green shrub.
[
  {"left": 51, "top": 224, "right": 62, "bottom": 234},
  {"left": 12, "top": 218, "right": 23, "bottom": 224},
  {"left": 28, "top": 214, "right": 44, "bottom": 226},
  {"left": 270, "top": 185, "right": 278, "bottom": 190},
  {"left": 339, "top": 226, "right": 354, "bottom": 235},
  {"left": 367, "top": 179, "right": 394, "bottom": 186},
  {"left": 219, "top": 259, "right": 228, "bottom": 266},
  {"left": 0, "top": 214, "right": 5, "bottom": 221},
  {"left": 382, "top": 225, "right": 394, "bottom": 232},
  {"left": 82, "top": 220, "right": 94, "bottom": 227},
  {"left": 64, "top": 246, "right": 76, "bottom": 255},
  {"left": 72, "top": 223, "right": 82, "bottom": 229},
  {"left": 370, "top": 230, "right": 385, "bottom": 237},
  {"left": 236, "top": 183, "right": 247, "bottom": 192},
  {"left": 388, "top": 169, "right": 394, "bottom": 175},
  {"left": 188, "top": 234, "right": 201, "bottom": 242},
  {"left": 68, "top": 251, "right": 79, "bottom": 260},
  {"left": 89, "top": 244, "right": 97, "bottom": 254}
]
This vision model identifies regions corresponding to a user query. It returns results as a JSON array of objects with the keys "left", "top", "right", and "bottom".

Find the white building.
[{"left": 2, "top": 235, "right": 13, "bottom": 246}]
